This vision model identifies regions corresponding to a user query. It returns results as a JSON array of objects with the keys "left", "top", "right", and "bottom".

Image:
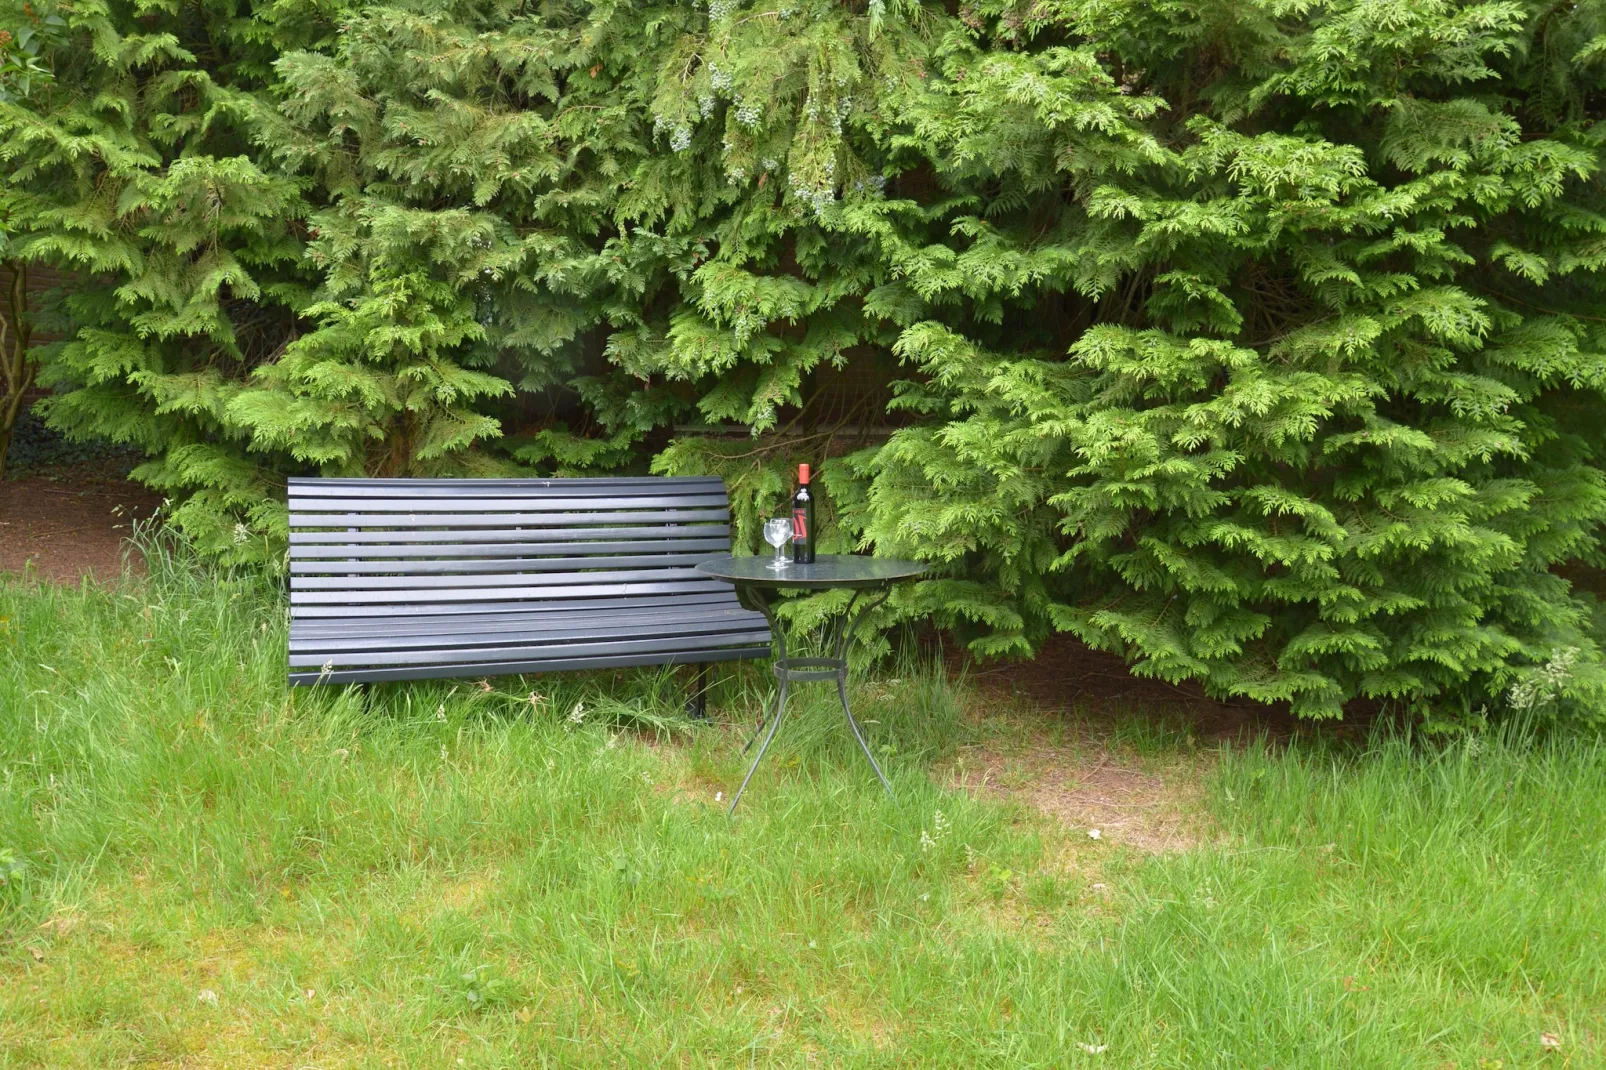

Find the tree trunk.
[{"left": 0, "top": 260, "right": 36, "bottom": 482}]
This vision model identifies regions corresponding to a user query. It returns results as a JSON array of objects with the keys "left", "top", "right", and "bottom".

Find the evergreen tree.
[
  {"left": 833, "top": 0, "right": 1606, "bottom": 720},
  {"left": 270, "top": 0, "right": 926, "bottom": 546},
  {"left": 0, "top": 0, "right": 337, "bottom": 555}
]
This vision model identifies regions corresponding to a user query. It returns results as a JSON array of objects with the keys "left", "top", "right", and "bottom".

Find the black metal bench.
[{"left": 286, "top": 476, "right": 772, "bottom": 708}]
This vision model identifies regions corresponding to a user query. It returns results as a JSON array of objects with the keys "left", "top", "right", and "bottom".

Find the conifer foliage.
[
  {"left": 2, "top": 0, "right": 1605, "bottom": 720},
  {"left": 836, "top": 0, "right": 1606, "bottom": 720},
  {"left": 0, "top": 0, "right": 333, "bottom": 551}
]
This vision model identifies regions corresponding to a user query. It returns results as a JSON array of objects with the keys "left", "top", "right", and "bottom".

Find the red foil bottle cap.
[{"left": 798, "top": 463, "right": 811, "bottom": 484}]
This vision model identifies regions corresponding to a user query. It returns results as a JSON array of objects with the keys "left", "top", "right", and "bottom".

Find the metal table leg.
[
  {"left": 728, "top": 583, "right": 894, "bottom": 814},
  {"left": 831, "top": 587, "right": 894, "bottom": 794}
]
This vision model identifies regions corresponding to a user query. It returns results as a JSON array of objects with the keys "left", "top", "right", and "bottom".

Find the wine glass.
[{"left": 763, "top": 518, "right": 792, "bottom": 570}]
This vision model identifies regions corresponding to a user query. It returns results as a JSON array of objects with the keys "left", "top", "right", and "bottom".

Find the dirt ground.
[
  {"left": 940, "top": 635, "right": 1374, "bottom": 852},
  {"left": 0, "top": 467, "right": 163, "bottom": 583}
]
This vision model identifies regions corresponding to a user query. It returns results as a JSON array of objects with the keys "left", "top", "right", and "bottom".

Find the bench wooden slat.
[
  {"left": 291, "top": 591, "right": 740, "bottom": 623},
  {"left": 292, "top": 538, "right": 731, "bottom": 559},
  {"left": 291, "top": 566, "right": 708, "bottom": 591},
  {"left": 291, "top": 629, "right": 774, "bottom": 669},
  {"left": 289, "top": 525, "right": 730, "bottom": 545},
  {"left": 291, "top": 607, "right": 762, "bottom": 648},
  {"left": 290, "top": 508, "right": 730, "bottom": 528},
  {"left": 290, "top": 552, "right": 723, "bottom": 575},
  {"left": 290, "top": 591, "right": 741, "bottom": 619},
  {"left": 292, "top": 579, "right": 729, "bottom": 605},
  {"left": 288, "top": 476, "right": 725, "bottom": 497},
  {"left": 289, "top": 493, "right": 729, "bottom": 513},
  {"left": 290, "top": 645, "right": 768, "bottom": 687}
]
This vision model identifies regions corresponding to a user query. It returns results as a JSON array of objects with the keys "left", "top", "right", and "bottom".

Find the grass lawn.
[{"left": 1, "top": 552, "right": 1602, "bottom": 1067}]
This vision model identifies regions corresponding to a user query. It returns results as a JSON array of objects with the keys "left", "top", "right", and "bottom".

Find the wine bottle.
[{"left": 791, "top": 463, "right": 816, "bottom": 564}]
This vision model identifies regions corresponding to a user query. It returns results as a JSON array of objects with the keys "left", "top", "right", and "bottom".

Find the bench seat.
[{"left": 287, "top": 476, "right": 770, "bottom": 687}]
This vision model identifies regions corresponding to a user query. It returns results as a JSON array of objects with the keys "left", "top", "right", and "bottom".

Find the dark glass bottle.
[{"left": 791, "top": 463, "right": 816, "bottom": 564}]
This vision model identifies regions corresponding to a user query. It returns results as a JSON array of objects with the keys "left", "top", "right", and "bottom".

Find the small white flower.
[
  {"left": 231, "top": 522, "right": 251, "bottom": 546},
  {"left": 1508, "top": 645, "right": 1580, "bottom": 712},
  {"left": 435, "top": 704, "right": 447, "bottom": 723},
  {"left": 196, "top": 989, "right": 219, "bottom": 1005},
  {"left": 566, "top": 702, "right": 585, "bottom": 729},
  {"left": 715, "top": 791, "right": 724, "bottom": 803},
  {"left": 919, "top": 830, "right": 936, "bottom": 852},
  {"left": 1077, "top": 1042, "right": 1108, "bottom": 1054},
  {"left": 1087, "top": 828, "right": 1102, "bottom": 840}
]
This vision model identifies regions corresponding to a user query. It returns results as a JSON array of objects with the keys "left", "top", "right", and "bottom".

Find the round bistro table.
[{"left": 694, "top": 554, "right": 927, "bottom": 814}]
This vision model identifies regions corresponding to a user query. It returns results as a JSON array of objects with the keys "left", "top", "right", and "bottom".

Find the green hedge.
[{"left": 3, "top": 0, "right": 1606, "bottom": 721}]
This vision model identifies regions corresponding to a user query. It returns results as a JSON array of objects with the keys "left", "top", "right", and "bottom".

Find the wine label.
[{"left": 792, "top": 509, "right": 808, "bottom": 539}]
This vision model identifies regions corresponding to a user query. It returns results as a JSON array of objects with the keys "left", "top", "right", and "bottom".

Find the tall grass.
[{"left": 0, "top": 545, "right": 1602, "bottom": 1066}]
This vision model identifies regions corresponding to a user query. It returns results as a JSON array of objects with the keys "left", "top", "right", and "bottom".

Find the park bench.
[{"left": 285, "top": 476, "right": 772, "bottom": 712}]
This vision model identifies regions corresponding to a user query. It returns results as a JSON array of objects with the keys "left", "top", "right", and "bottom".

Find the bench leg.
[{"left": 687, "top": 663, "right": 710, "bottom": 720}]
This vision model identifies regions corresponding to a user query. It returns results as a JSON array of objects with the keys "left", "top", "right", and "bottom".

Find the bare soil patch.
[
  {"left": 941, "top": 737, "right": 1207, "bottom": 853},
  {"left": 0, "top": 466, "right": 162, "bottom": 583},
  {"left": 932, "top": 634, "right": 1368, "bottom": 850}
]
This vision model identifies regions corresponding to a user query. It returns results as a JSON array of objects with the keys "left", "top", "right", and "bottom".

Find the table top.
[{"left": 695, "top": 554, "right": 927, "bottom": 590}]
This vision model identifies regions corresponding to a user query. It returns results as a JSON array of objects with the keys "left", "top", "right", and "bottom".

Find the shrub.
[{"left": 835, "top": 0, "right": 1606, "bottom": 720}]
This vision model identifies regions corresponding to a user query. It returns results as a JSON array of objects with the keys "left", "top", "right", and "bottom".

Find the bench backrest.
[{"left": 287, "top": 476, "right": 740, "bottom": 620}]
